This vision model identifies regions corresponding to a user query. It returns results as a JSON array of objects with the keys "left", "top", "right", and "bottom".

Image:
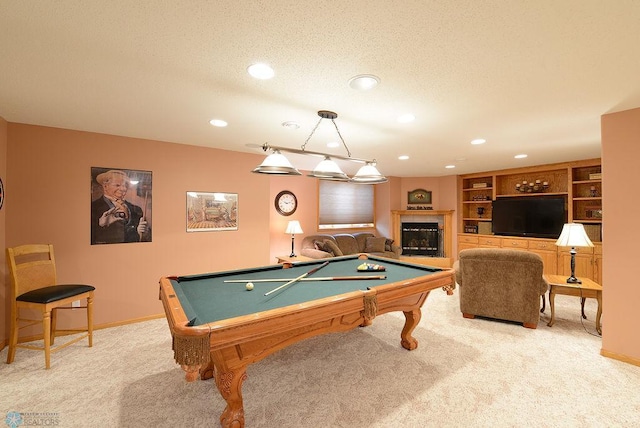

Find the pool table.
[{"left": 159, "top": 254, "right": 454, "bottom": 428}]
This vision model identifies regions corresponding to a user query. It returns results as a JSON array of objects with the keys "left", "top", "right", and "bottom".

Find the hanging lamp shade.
[
  {"left": 307, "top": 157, "right": 349, "bottom": 181},
  {"left": 252, "top": 151, "right": 302, "bottom": 175},
  {"left": 351, "top": 163, "right": 388, "bottom": 184}
]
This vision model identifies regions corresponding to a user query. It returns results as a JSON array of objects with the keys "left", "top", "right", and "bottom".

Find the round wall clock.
[
  {"left": 275, "top": 190, "right": 297, "bottom": 216},
  {"left": 0, "top": 177, "right": 4, "bottom": 210}
]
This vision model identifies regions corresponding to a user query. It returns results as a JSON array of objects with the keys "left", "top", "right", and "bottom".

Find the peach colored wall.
[
  {"left": 4, "top": 123, "right": 272, "bottom": 342},
  {"left": 268, "top": 174, "right": 315, "bottom": 261},
  {"left": 267, "top": 176, "right": 397, "bottom": 259},
  {"left": 601, "top": 107, "right": 640, "bottom": 363},
  {"left": 374, "top": 179, "right": 394, "bottom": 238},
  {"left": 0, "top": 117, "right": 7, "bottom": 346}
]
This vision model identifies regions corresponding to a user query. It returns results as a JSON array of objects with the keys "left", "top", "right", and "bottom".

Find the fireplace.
[
  {"left": 392, "top": 210, "right": 453, "bottom": 264},
  {"left": 401, "top": 222, "right": 442, "bottom": 256}
]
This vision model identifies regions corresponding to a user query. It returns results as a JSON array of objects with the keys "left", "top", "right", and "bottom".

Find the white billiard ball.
[{"left": 246, "top": 282, "right": 254, "bottom": 291}]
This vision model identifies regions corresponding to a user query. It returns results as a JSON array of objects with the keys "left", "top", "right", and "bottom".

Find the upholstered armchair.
[{"left": 454, "top": 248, "right": 548, "bottom": 329}]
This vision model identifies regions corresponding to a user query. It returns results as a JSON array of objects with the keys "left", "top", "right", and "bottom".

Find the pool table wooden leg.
[
  {"left": 400, "top": 308, "right": 421, "bottom": 350},
  {"left": 215, "top": 365, "right": 248, "bottom": 428}
]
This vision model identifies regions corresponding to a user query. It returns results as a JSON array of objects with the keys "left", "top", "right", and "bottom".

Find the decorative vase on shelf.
[{"left": 476, "top": 207, "right": 485, "bottom": 218}]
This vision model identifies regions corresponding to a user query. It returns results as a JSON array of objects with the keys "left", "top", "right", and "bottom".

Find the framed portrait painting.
[
  {"left": 90, "top": 167, "right": 152, "bottom": 245},
  {"left": 187, "top": 192, "right": 238, "bottom": 232}
]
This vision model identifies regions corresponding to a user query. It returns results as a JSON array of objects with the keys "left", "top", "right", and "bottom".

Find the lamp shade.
[
  {"left": 285, "top": 220, "right": 303, "bottom": 235},
  {"left": 308, "top": 157, "right": 349, "bottom": 181},
  {"left": 252, "top": 151, "right": 302, "bottom": 175},
  {"left": 351, "top": 163, "right": 388, "bottom": 184},
  {"left": 555, "top": 223, "right": 594, "bottom": 247}
]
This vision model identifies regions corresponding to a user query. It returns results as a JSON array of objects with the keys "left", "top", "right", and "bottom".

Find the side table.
[
  {"left": 544, "top": 274, "right": 602, "bottom": 335},
  {"left": 276, "top": 255, "right": 314, "bottom": 264}
]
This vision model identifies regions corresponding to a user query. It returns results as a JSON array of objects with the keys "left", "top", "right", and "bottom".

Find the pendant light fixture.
[
  {"left": 251, "top": 150, "right": 301, "bottom": 175},
  {"left": 251, "top": 110, "right": 387, "bottom": 183}
]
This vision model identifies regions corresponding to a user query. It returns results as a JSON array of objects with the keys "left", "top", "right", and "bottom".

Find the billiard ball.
[{"left": 246, "top": 282, "right": 254, "bottom": 291}]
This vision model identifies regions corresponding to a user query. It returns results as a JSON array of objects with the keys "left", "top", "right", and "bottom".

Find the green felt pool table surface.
[{"left": 168, "top": 254, "right": 444, "bottom": 325}]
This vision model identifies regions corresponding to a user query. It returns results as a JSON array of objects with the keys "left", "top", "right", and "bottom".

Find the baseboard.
[
  {"left": 95, "top": 313, "right": 166, "bottom": 330},
  {"left": 601, "top": 348, "right": 640, "bottom": 367},
  {"left": 12, "top": 313, "right": 166, "bottom": 344}
]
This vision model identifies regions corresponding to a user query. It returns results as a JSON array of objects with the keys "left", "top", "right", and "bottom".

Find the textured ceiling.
[{"left": 1, "top": 1, "right": 639, "bottom": 177}]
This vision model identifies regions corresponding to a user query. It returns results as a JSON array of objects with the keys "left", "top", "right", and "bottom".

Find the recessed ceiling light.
[
  {"left": 445, "top": 165, "right": 456, "bottom": 169},
  {"left": 209, "top": 119, "right": 228, "bottom": 127},
  {"left": 514, "top": 154, "right": 528, "bottom": 159},
  {"left": 397, "top": 114, "right": 415, "bottom": 123},
  {"left": 326, "top": 141, "right": 340, "bottom": 148},
  {"left": 281, "top": 121, "right": 300, "bottom": 130},
  {"left": 247, "top": 63, "right": 275, "bottom": 79},
  {"left": 398, "top": 155, "right": 409, "bottom": 160},
  {"left": 348, "top": 74, "right": 380, "bottom": 90},
  {"left": 471, "top": 138, "right": 486, "bottom": 145}
]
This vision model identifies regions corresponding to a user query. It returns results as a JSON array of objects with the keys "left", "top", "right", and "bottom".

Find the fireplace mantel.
[{"left": 391, "top": 210, "right": 454, "bottom": 265}]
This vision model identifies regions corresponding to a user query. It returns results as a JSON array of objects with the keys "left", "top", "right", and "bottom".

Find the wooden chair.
[{"left": 6, "top": 244, "right": 95, "bottom": 369}]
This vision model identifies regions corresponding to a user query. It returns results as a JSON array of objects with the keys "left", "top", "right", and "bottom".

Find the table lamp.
[
  {"left": 555, "top": 223, "right": 594, "bottom": 284},
  {"left": 285, "top": 220, "right": 303, "bottom": 257}
]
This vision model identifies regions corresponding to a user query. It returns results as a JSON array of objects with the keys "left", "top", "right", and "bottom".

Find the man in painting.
[{"left": 91, "top": 169, "right": 151, "bottom": 244}]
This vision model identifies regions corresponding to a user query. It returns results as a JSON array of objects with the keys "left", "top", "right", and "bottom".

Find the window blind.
[{"left": 318, "top": 181, "right": 374, "bottom": 229}]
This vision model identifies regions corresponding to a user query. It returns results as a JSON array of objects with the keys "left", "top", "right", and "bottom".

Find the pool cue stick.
[
  {"left": 225, "top": 275, "right": 386, "bottom": 283},
  {"left": 264, "top": 261, "right": 329, "bottom": 296}
]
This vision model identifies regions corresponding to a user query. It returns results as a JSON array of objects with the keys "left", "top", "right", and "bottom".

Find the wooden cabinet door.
[
  {"left": 529, "top": 249, "right": 558, "bottom": 275},
  {"left": 593, "top": 244, "right": 603, "bottom": 285},
  {"left": 458, "top": 242, "right": 478, "bottom": 254},
  {"left": 457, "top": 235, "right": 479, "bottom": 256},
  {"left": 594, "top": 254, "right": 603, "bottom": 285},
  {"left": 527, "top": 239, "right": 558, "bottom": 275}
]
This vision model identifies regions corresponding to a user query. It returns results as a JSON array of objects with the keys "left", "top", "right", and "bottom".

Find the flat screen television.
[{"left": 491, "top": 196, "right": 566, "bottom": 239}]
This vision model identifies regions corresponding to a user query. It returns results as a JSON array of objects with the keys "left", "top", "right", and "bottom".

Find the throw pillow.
[
  {"left": 385, "top": 238, "right": 394, "bottom": 252},
  {"left": 313, "top": 240, "right": 333, "bottom": 256},
  {"left": 323, "top": 240, "right": 343, "bottom": 257},
  {"left": 364, "top": 236, "right": 386, "bottom": 253}
]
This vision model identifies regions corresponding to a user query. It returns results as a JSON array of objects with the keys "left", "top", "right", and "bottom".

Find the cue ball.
[{"left": 246, "top": 282, "right": 254, "bottom": 291}]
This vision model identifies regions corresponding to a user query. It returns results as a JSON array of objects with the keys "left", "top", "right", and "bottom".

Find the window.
[{"left": 318, "top": 181, "right": 374, "bottom": 229}]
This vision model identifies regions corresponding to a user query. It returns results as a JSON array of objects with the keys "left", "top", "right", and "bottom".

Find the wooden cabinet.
[
  {"left": 593, "top": 243, "right": 603, "bottom": 285},
  {"left": 571, "top": 164, "right": 602, "bottom": 242},
  {"left": 459, "top": 175, "right": 494, "bottom": 235},
  {"left": 528, "top": 239, "right": 558, "bottom": 275},
  {"left": 456, "top": 158, "right": 603, "bottom": 282},
  {"left": 457, "top": 235, "right": 559, "bottom": 275},
  {"left": 500, "top": 238, "right": 529, "bottom": 250},
  {"left": 495, "top": 168, "right": 568, "bottom": 198},
  {"left": 477, "top": 236, "right": 501, "bottom": 248},
  {"left": 458, "top": 235, "right": 479, "bottom": 252}
]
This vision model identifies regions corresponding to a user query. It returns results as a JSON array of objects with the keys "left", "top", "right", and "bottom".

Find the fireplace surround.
[{"left": 391, "top": 210, "right": 454, "bottom": 266}]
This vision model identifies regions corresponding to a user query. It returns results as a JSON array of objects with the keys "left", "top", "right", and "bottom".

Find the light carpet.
[{"left": 2, "top": 289, "right": 639, "bottom": 428}]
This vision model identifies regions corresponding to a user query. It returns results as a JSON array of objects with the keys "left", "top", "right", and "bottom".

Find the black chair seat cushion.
[{"left": 17, "top": 284, "right": 95, "bottom": 304}]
